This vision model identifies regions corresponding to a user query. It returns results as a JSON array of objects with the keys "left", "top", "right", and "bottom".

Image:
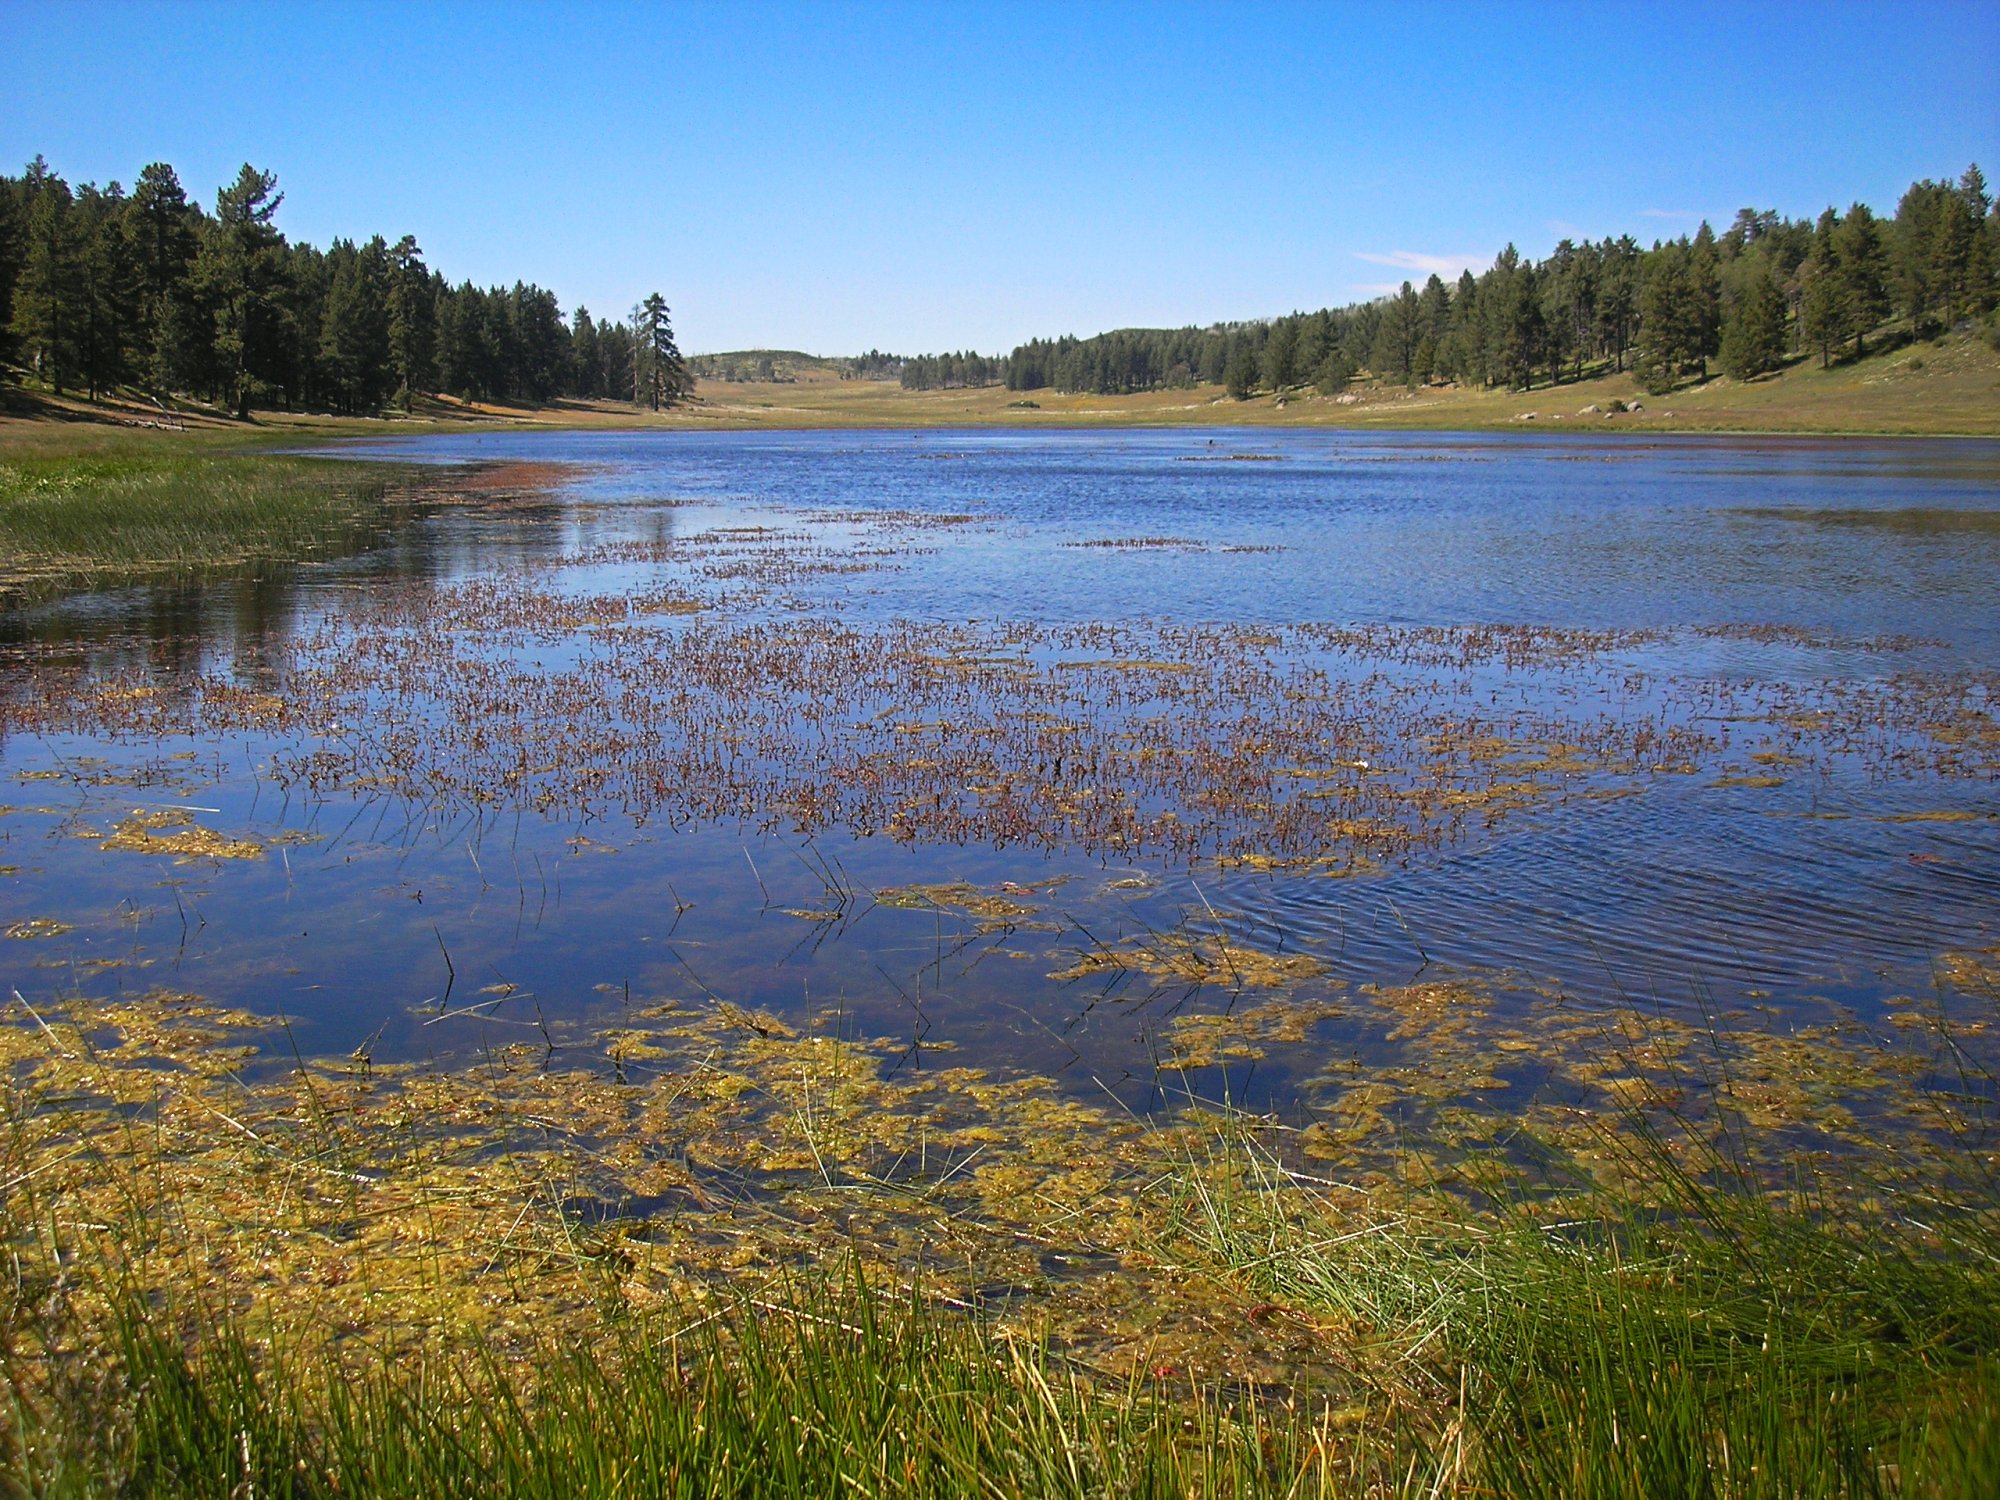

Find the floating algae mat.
[
  {"left": 1, "top": 974, "right": 1990, "bottom": 1383},
  {"left": 2, "top": 429, "right": 1998, "bottom": 1385}
]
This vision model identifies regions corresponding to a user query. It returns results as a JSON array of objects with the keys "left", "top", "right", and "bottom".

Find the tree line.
[
  {"left": 998, "top": 166, "right": 1996, "bottom": 398},
  {"left": 0, "top": 154, "right": 691, "bottom": 415},
  {"left": 898, "top": 349, "right": 1005, "bottom": 391}
]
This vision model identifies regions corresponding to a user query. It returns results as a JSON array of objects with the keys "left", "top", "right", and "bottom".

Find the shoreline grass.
[{"left": 0, "top": 450, "right": 405, "bottom": 600}]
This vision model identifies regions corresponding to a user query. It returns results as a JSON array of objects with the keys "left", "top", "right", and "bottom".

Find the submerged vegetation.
[{"left": 6, "top": 501, "right": 1991, "bottom": 867}]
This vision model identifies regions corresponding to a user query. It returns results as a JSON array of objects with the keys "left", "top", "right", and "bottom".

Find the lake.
[{"left": 4, "top": 428, "right": 1997, "bottom": 1157}]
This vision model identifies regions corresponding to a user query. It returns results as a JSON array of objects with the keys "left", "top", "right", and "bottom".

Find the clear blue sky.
[{"left": 3, "top": 0, "right": 1995, "bottom": 355}]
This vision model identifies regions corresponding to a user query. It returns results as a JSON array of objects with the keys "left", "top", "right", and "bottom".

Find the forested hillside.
[
  {"left": 692, "top": 349, "right": 903, "bottom": 383},
  {"left": 0, "top": 155, "right": 690, "bottom": 416},
  {"left": 1000, "top": 167, "right": 1998, "bottom": 398}
]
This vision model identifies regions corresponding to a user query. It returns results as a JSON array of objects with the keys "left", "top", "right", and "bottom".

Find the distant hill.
[{"left": 689, "top": 349, "right": 901, "bottom": 384}]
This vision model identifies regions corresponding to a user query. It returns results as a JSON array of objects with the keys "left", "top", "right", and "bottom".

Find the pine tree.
[
  {"left": 1719, "top": 255, "right": 1786, "bottom": 380},
  {"left": 1369, "top": 284, "right": 1420, "bottom": 386},
  {"left": 1633, "top": 239, "right": 1697, "bottom": 394},
  {"left": 437, "top": 282, "right": 486, "bottom": 399},
  {"left": 1294, "top": 310, "right": 1328, "bottom": 380},
  {"left": 599, "top": 316, "right": 633, "bottom": 402},
  {"left": 1596, "top": 237, "right": 1641, "bottom": 372},
  {"left": 1223, "top": 342, "right": 1258, "bottom": 399},
  {"left": 1490, "top": 254, "right": 1542, "bottom": 390},
  {"left": 200, "top": 164, "right": 288, "bottom": 417},
  {"left": 1261, "top": 316, "right": 1298, "bottom": 390},
  {"left": 1932, "top": 186, "right": 1977, "bottom": 328},
  {"left": 513, "top": 283, "right": 568, "bottom": 403},
  {"left": 1959, "top": 164, "right": 1995, "bottom": 317},
  {"left": 1688, "top": 222, "right": 1721, "bottom": 380},
  {"left": 1393, "top": 282, "right": 1422, "bottom": 385},
  {"left": 1539, "top": 246, "right": 1574, "bottom": 386},
  {"left": 127, "top": 162, "right": 198, "bottom": 395},
  {"left": 11, "top": 161, "right": 82, "bottom": 394},
  {"left": 386, "top": 236, "right": 434, "bottom": 407},
  {"left": 1450, "top": 268, "right": 1483, "bottom": 383},
  {"left": 636, "top": 292, "right": 688, "bottom": 409},
  {"left": 1830, "top": 203, "right": 1890, "bottom": 358},
  {"left": 570, "top": 306, "right": 602, "bottom": 399},
  {"left": 1894, "top": 179, "right": 1945, "bottom": 332},
  {"left": 1798, "top": 209, "right": 1849, "bottom": 367},
  {"left": 1314, "top": 346, "right": 1353, "bottom": 394},
  {"left": 74, "top": 181, "right": 140, "bottom": 400},
  {"left": 0, "top": 176, "right": 21, "bottom": 371},
  {"left": 319, "top": 236, "right": 392, "bottom": 414}
]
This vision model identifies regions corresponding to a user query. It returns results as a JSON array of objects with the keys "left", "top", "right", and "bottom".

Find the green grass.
[
  {"left": 1170, "top": 1114, "right": 2000, "bottom": 1497},
  {"left": 0, "top": 450, "right": 399, "bottom": 595},
  {"left": 13, "top": 1277, "right": 1354, "bottom": 1499}
]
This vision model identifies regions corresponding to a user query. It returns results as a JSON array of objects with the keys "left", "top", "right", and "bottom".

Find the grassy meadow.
[{"left": 0, "top": 398, "right": 433, "bottom": 596}]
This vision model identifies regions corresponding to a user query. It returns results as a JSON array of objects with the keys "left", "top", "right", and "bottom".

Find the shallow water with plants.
[{"left": 3, "top": 428, "right": 1998, "bottom": 1493}]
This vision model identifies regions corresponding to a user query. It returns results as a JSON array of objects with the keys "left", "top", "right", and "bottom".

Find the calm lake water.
[{"left": 4, "top": 429, "right": 1997, "bottom": 1124}]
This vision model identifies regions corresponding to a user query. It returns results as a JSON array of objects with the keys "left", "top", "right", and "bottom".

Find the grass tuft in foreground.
[{"left": 1171, "top": 1111, "right": 2000, "bottom": 1497}]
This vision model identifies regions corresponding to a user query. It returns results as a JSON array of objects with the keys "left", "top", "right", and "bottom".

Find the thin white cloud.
[
  {"left": 1354, "top": 249, "right": 1483, "bottom": 277},
  {"left": 1348, "top": 281, "right": 1405, "bottom": 297},
  {"left": 1639, "top": 208, "right": 1701, "bottom": 220}
]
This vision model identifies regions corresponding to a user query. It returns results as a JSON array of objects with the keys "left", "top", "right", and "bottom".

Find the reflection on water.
[{"left": 1, "top": 430, "right": 1996, "bottom": 1130}]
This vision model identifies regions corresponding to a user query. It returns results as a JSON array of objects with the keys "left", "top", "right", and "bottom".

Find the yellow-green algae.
[{"left": 3, "top": 964, "right": 1990, "bottom": 1379}]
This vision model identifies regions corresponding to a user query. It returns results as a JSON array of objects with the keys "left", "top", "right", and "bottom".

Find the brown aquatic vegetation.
[
  {"left": 871, "top": 881, "right": 1043, "bottom": 929},
  {"left": 9, "top": 581, "right": 1981, "bottom": 875},
  {"left": 5, "top": 918, "right": 75, "bottom": 940},
  {"left": 1062, "top": 537, "right": 1210, "bottom": 550}
]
